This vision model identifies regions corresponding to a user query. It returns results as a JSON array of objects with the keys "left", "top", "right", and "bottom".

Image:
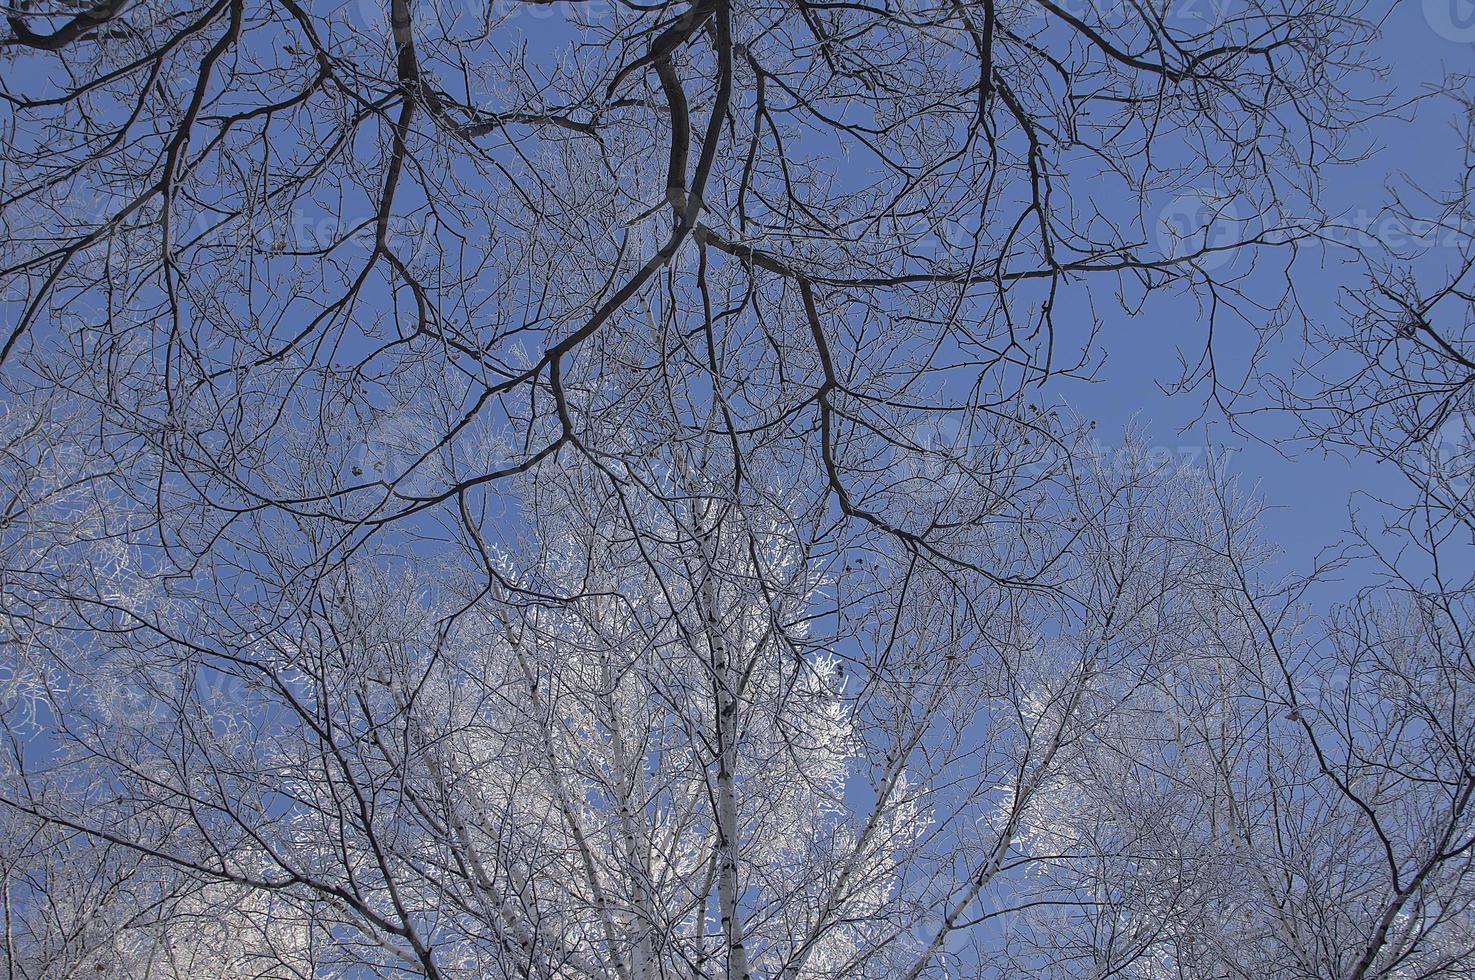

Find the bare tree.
[
  {"left": 1290, "top": 91, "right": 1475, "bottom": 522},
  {"left": 13, "top": 407, "right": 1475, "bottom": 977},
  {"left": 0, "top": 0, "right": 1373, "bottom": 562},
  {"left": 1008, "top": 462, "right": 1475, "bottom": 979},
  {"left": 4, "top": 1, "right": 1472, "bottom": 978}
]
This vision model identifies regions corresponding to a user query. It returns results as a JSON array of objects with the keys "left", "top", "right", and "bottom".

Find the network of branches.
[{"left": 1, "top": 0, "right": 1473, "bottom": 977}]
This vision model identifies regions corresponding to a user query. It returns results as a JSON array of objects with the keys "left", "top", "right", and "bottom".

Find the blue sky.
[
  {"left": 0, "top": 0, "right": 1465, "bottom": 587},
  {"left": 1053, "top": 1, "right": 1474, "bottom": 586}
]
